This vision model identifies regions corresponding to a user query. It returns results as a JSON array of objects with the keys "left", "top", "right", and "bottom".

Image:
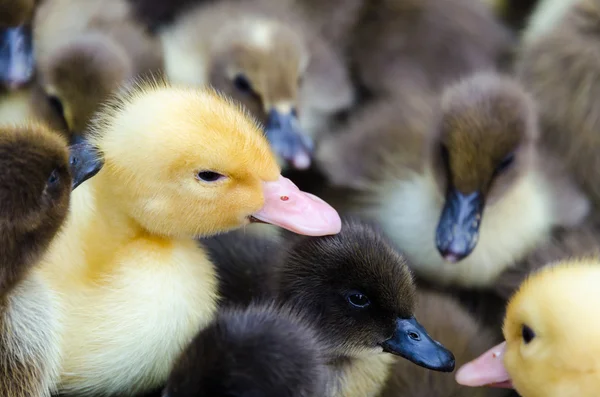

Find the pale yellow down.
[
  {"left": 502, "top": 259, "right": 600, "bottom": 397},
  {"left": 29, "top": 78, "right": 281, "bottom": 396}
]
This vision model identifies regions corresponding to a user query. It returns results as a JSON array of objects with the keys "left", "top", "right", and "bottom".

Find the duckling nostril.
[{"left": 408, "top": 331, "right": 421, "bottom": 341}]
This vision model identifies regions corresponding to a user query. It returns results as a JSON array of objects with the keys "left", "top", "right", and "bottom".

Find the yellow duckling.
[
  {"left": 4, "top": 78, "right": 340, "bottom": 396},
  {"left": 455, "top": 259, "right": 600, "bottom": 397}
]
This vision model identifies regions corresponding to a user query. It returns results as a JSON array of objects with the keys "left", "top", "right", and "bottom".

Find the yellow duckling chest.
[{"left": 40, "top": 235, "right": 218, "bottom": 396}]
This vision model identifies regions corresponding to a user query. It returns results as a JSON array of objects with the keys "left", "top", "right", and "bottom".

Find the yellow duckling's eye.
[
  {"left": 196, "top": 171, "right": 226, "bottom": 183},
  {"left": 521, "top": 324, "right": 536, "bottom": 344}
]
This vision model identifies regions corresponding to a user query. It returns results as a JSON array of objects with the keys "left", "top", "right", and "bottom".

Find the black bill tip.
[
  {"left": 69, "top": 140, "right": 104, "bottom": 190},
  {"left": 435, "top": 189, "right": 484, "bottom": 263},
  {"left": 380, "top": 317, "right": 456, "bottom": 372}
]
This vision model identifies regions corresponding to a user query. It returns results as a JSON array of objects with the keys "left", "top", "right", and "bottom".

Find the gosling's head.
[
  {"left": 277, "top": 219, "right": 455, "bottom": 372},
  {"left": 162, "top": 11, "right": 313, "bottom": 169},
  {"left": 0, "top": 124, "right": 102, "bottom": 292},
  {"left": 163, "top": 303, "right": 329, "bottom": 397},
  {"left": 38, "top": 33, "right": 133, "bottom": 140},
  {"left": 86, "top": 78, "right": 341, "bottom": 238},
  {"left": 456, "top": 260, "right": 600, "bottom": 397},
  {"left": 431, "top": 72, "right": 538, "bottom": 263}
]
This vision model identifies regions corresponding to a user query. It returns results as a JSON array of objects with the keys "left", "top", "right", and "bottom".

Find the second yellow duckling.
[{"left": 456, "top": 259, "right": 600, "bottom": 397}]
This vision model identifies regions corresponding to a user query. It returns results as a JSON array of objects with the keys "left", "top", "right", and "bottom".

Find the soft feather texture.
[
  {"left": 501, "top": 260, "right": 600, "bottom": 397},
  {"left": 164, "top": 303, "right": 330, "bottom": 397},
  {"left": 8, "top": 79, "right": 290, "bottom": 396},
  {"left": 33, "top": 0, "right": 163, "bottom": 136},
  {"left": 516, "top": 0, "right": 600, "bottom": 208},
  {"left": 318, "top": 73, "right": 588, "bottom": 287},
  {"left": 0, "top": 124, "right": 73, "bottom": 397}
]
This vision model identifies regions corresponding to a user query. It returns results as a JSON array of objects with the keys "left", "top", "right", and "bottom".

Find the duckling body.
[
  {"left": 457, "top": 260, "right": 600, "bottom": 397},
  {"left": 33, "top": 0, "right": 163, "bottom": 138},
  {"left": 163, "top": 303, "right": 330, "bottom": 397},
  {"left": 516, "top": 0, "right": 600, "bottom": 208},
  {"left": 318, "top": 73, "right": 588, "bottom": 287},
  {"left": 159, "top": 0, "right": 354, "bottom": 169},
  {"left": 14, "top": 80, "right": 340, "bottom": 396},
  {"left": 0, "top": 125, "right": 102, "bottom": 397}
]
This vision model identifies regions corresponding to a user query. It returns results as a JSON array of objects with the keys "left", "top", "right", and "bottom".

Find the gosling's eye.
[
  {"left": 197, "top": 171, "right": 225, "bottom": 183},
  {"left": 346, "top": 291, "right": 370, "bottom": 308},
  {"left": 48, "top": 95, "right": 65, "bottom": 117},
  {"left": 522, "top": 324, "right": 535, "bottom": 344},
  {"left": 47, "top": 169, "right": 60, "bottom": 187},
  {"left": 233, "top": 74, "right": 253, "bottom": 94},
  {"left": 496, "top": 153, "right": 515, "bottom": 173}
]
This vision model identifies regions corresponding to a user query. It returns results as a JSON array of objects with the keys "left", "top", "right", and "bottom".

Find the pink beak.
[
  {"left": 455, "top": 342, "right": 514, "bottom": 389},
  {"left": 252, "top": 175, "right": 342, "bottom": 236}
]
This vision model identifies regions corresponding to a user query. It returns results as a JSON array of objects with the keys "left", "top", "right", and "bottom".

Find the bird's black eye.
[
  {"left": 522, "top": 324, "right": 535, "bottom": 344},
  {"left": 48, "top": 95, "right": 65, "bottom": 117},
  {"left": 496, "top": 153, "right": 515, "bottom": 174},
  {"left": 47, "top": 169, "right": 60, "bottom": 186},
  {"left": 197, "top": 171, "right": 225, "bottom": 183},
  {"left": 233, "top": 74, "right": 253, "bottom": 94},
  {"left": 346, "top": 291, "right": 370, "bottom": 308}
]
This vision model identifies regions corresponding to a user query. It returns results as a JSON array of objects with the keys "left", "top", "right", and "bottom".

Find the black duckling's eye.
[
  {"left": 346, "top": 291, "right": 370, "bottom": 309},
  {"left": 197, "top": 171, "right": 225, "bottom": 183},
  {"left": 496, "top": 153, "right": 515, "bottom": 174},
  {"left": 233, "top": 74, "right": 253, "bottom": 94},
  {"left": 47, "top": 95, "right": 65, "bottom": 118},
  {"left": 47, "top": 168, "right": 60, "bottom": 187},
  {"left": 522, "top": 324, "right": 535, "bottom": 344}
]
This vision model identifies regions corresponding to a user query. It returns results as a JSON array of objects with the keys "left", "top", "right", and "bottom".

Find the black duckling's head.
[
  {"left": 431, "top": 72, "right": 538, "bottom": 263},
  {"left": 0, "top": 125, "right": 103, "bottom": 295},
  {"left": 276, "top": 218, "right": 456, "bottom": 372},
  {"left": 163, "top": 303, "right": 329, "bottom": 397}
]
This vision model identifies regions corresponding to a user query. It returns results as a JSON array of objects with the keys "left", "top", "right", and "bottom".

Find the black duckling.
[
  {"left": 0, "top": 126, "right": 102, "bottom": 397},
  {"left": 163, "top": 302, "right": 329, "bottom": 397},
  {"left": 203, "top": 219, "right": 455, "bottom": 397}
]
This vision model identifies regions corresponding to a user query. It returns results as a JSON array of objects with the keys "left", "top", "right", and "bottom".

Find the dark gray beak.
[
  {"left": 265, "top": 108, "right": 314, "bottom": 170},
  {"left": 0, "top": 24, "right": 34, "bottom": 90},
  {"left": 380, "top": 317, "right": 455, "bottom": 372},
  {"left": 435, "top": 189, "right": 484, "bottom": 263},
  {"left": 69, "top": 140, "right": 104, "bottom": 190}
]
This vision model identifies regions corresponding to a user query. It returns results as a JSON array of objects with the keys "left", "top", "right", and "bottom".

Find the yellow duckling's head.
[
  {"left": 86, "top": 78, "right": 341, "bottom": 238},
  {"left": 455, "top": 259, "right": 600, "bottom": 397}
]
